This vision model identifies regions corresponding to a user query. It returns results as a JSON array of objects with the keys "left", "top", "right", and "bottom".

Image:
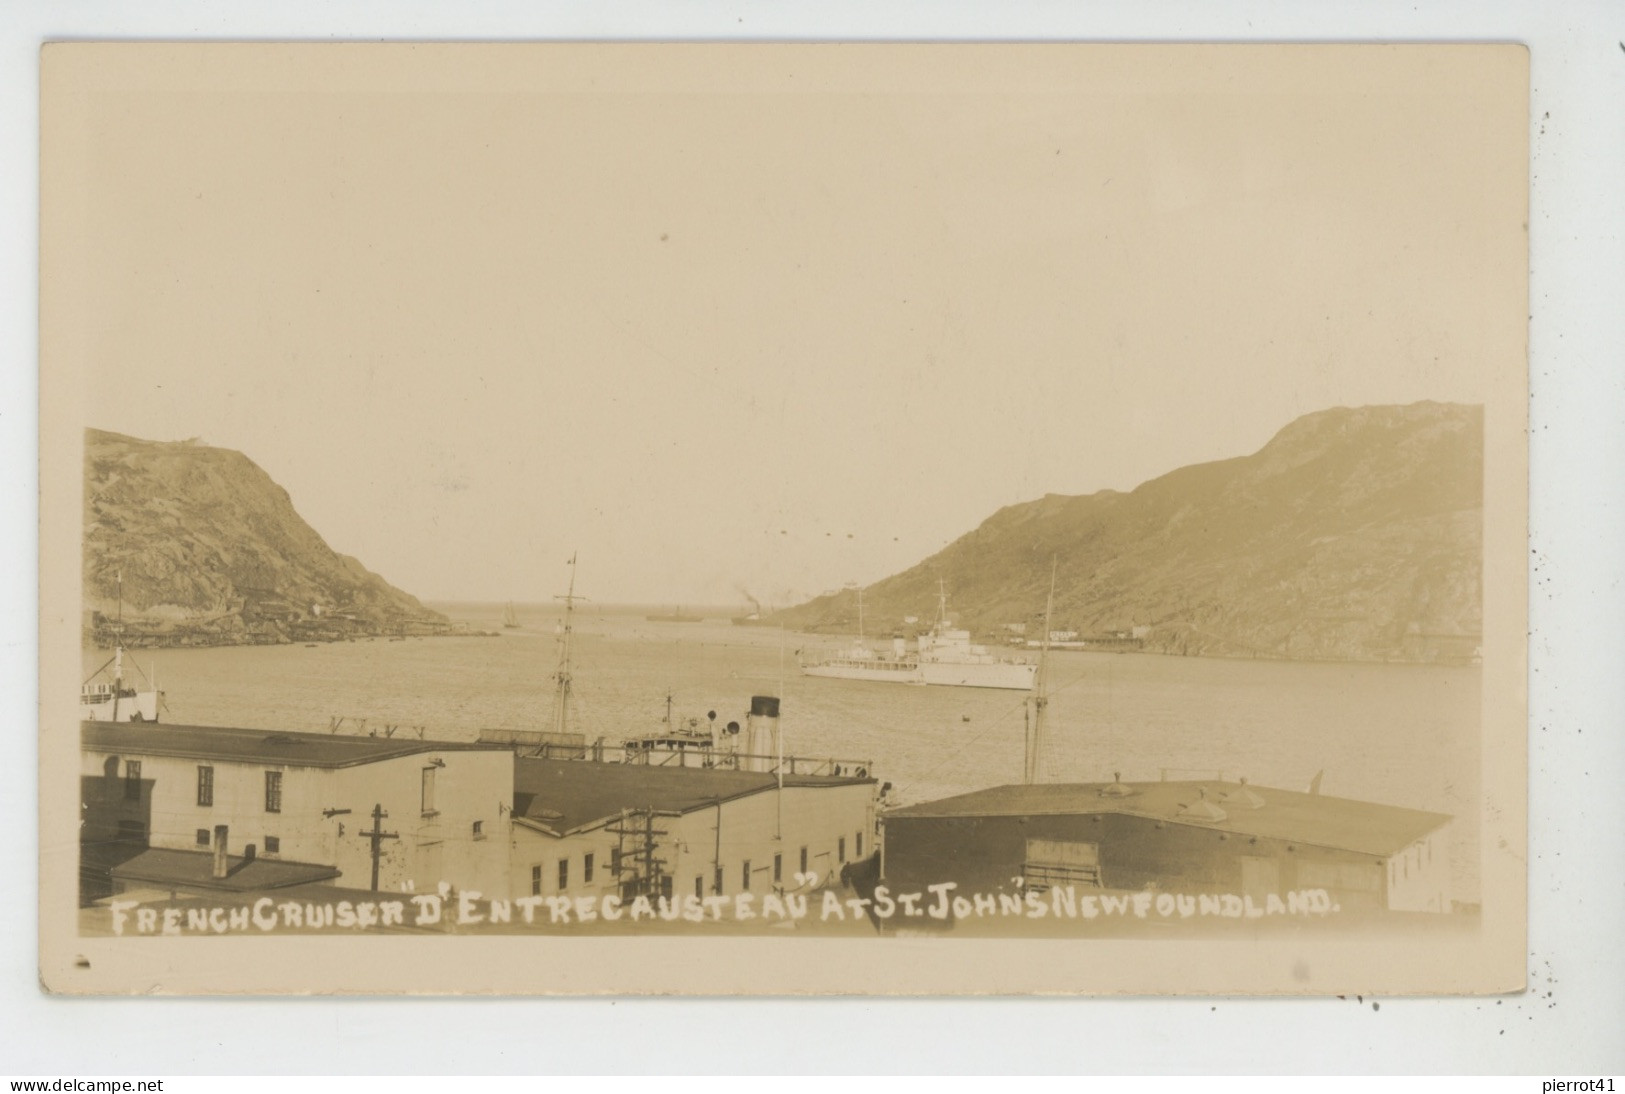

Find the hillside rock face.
[
  {"left": 84, "top": 429, "right": 455, "bottom": 647},
  {"left": 782, "top": 403, "right": 1482, "bottom": 663}
]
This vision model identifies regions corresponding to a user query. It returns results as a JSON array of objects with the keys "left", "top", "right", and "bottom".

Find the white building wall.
[
  {"left": 333, "top": 750, "right": 514, "bottom": 900},
  {"left": 82, "top": 745, "right": 514, "bottom": 900},
  {"left": 82, "top": 748, "right": 339, "bottom": 863},
  {"left": 509, "top": 781, "right": 877, "bottom": 905},
  {"left": 1384, "top": 825, "right": 1453, "bottom": 912},
  {"left": 665, "top": 782, "right": 877, "bottom": 899},
  {"left": 509, "top": 827, "right": 614, "bottom": 901}
]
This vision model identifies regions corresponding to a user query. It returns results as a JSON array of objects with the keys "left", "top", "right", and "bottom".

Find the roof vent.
[
  {"left": 1221, "top": 778, "right": 1266, "bottom": 810},
  {"left": 1099, "top": 771, "right": 1136, "bottom": 798},
  {"left": 1177, "top": 787, "right": 1229, "bottom": 823}
]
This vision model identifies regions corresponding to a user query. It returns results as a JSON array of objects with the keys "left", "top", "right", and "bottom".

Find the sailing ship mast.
[
  {"left": 777, "top": 623, "right": 787, "bottom": 840},
  {"left": 1024, "top": 558, "right": 1058, "bottom": 784},
  {"left": 548, "top": 554, "right": 585, "bottom": 749},
  {"left": 111, "top": 570, "right": 125, "bottom": 722},
  {"left": 81, "top": 568, "right": 164, "bottom": 723}
]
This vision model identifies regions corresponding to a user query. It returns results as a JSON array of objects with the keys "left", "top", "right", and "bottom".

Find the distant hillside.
[
  {"left": 83, "top": 429, "right": 462, "bottom": 647},
  {"left": 779, "top": 403, "right": 1482, "bottom": 663}
]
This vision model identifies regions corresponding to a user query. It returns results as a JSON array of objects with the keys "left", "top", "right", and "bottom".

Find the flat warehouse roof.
[
  {"left": 884, "top": 780, "right": 1450, "bottom": 858},
  {"left": 83, "top": 721, "right": 509, "bottom": 768},
  {"left": 110, "top": 848, "right": 342, "bottom": 892},
  {"left": 514, "top": 757, "right": 873, "bottom": 835}
]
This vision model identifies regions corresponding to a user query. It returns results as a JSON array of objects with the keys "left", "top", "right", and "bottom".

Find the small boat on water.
[{"left": 502, "top": 602, "right": 521, "bottom": 629}]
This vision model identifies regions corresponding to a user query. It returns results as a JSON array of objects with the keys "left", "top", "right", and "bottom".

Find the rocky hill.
[
  {"left": 83, "top": 429, "right": 463, "bottom": 647},
  {"left": 779, "top": 402, "right": 1482, "bottom": 663}
]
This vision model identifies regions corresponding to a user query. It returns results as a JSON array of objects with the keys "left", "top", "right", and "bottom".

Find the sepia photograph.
[{"left": 38, "top": 41, "right": 1530, "bottom": 996}]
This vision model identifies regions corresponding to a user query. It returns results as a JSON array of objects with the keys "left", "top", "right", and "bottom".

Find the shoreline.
[{"left": 82, "top": 624, "right": 502, "bottom": 650}]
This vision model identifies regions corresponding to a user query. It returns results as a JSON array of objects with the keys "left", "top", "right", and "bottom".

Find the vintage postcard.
[{"left": 39, "top": 42, "right": 1528, "bottom": 995}]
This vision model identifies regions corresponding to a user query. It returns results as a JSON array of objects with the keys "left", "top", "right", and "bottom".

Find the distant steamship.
[{"left": 801, "top": 581, "right": 1037, "bottom": 691}]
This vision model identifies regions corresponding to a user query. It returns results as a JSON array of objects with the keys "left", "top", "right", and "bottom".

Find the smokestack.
[
  {"left": 212, "top": 825, "right": 229, "bottom": 879},
  {"left": 746, "top": 695, "right": 780, "bottom": 773}
]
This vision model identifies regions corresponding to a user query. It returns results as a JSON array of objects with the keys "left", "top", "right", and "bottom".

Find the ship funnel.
[{"left": 746, "top": 695, "right": 780, "bottom": 773}]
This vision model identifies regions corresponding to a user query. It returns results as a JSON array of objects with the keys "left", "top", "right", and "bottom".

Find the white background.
[{"left": 3, "top": 0, "right": 1621, "bottom": 1075}]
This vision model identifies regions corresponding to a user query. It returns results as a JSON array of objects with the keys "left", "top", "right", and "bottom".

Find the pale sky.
[{"left": 51, "top": 44, "right": 1527, "bottom": 604}]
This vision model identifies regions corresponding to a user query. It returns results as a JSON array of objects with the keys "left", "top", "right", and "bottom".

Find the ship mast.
[
  {"left": 1024, "top": 558, "right": 1058, "bottom": 785},
  {"left": 548, "top": 554, "right": 586, "bottom": 749},
  {"left": 111, "top": 570, "right": 124, "bottom": 722},
  {"left": 776, "top": 624, "right": 786, "bottom": 840}
]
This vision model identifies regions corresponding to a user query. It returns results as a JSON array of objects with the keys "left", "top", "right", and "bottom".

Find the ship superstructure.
[
  {"left": 801, "top": 581, "right": 1036, "bottom": 691},
  {"left": 82, "top": 573, "right": 163, "bottom": 722}
]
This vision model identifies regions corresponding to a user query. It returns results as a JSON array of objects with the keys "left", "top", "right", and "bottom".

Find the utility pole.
[
  {"left": 359, "top": 803, "right": 398, "bottom": 891},
  {"left": 608, "top": 807, "right": 667, "bottom": 898},
  {"left": 642, "top": 811, "right": 657, "bottom": 896}
]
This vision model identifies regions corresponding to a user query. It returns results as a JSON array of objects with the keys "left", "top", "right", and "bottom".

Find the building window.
[
  {"left": 531, "top": 865, "right": 542, "bottom": 896},
  {"left": 742, "top": 860, "right": 752, "bottom": 891},
  {"left": 583, "top": 852, "right": 594, "bottom": 884},
  {"left": 196, "top": 765, "right": 214, "bottom": 807},
  {"left": 124, "top": 760, "right": 142, "bottom": 801},
  {"left": 838, "top": 837, "right": 846, "bottom": 863},
  {"left": 799, "top": 846, "right": 808, "bottom": 874},
  {"left": 610, "top": 847, "right": 622, "bottom": 878},
  {"left": 471, "top": 820, "right": 484, "bottom": 841},
  {"left": 557, "top": 858, "right": 569, "bottom": 891},
  {"left": 713, "top": 865, "right": 724, "bottom": 895},
  {"left": 421, "top": 767, "right": 437, "bottom": 815},
  {"left": 264, "top": 771, "right": 282, "bottom": 813},
  {"left": 660, "top": 875, "right": 673, "bottom": 900},
  {"left": 695, "top": 876, "right": 704, "bottom": 899},
  {"left": 1022, "top": 838, "right": 1102, "bottom": 890},
  {"left": 196, "top": 828, "right": 210, "bottom": 847},
  {"left": 265, "top": 836, "right": 280, "bottom": 854},
  {"left": 856, "top": 832, "right": 863, "bottom": 858},
  {"left": 773, "top": 853, "right": 782, "bottom": 884}
]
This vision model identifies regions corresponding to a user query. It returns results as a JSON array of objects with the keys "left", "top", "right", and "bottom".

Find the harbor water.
[{"left": 85, "top": 602, "right": 1483, "bottom": 903}]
